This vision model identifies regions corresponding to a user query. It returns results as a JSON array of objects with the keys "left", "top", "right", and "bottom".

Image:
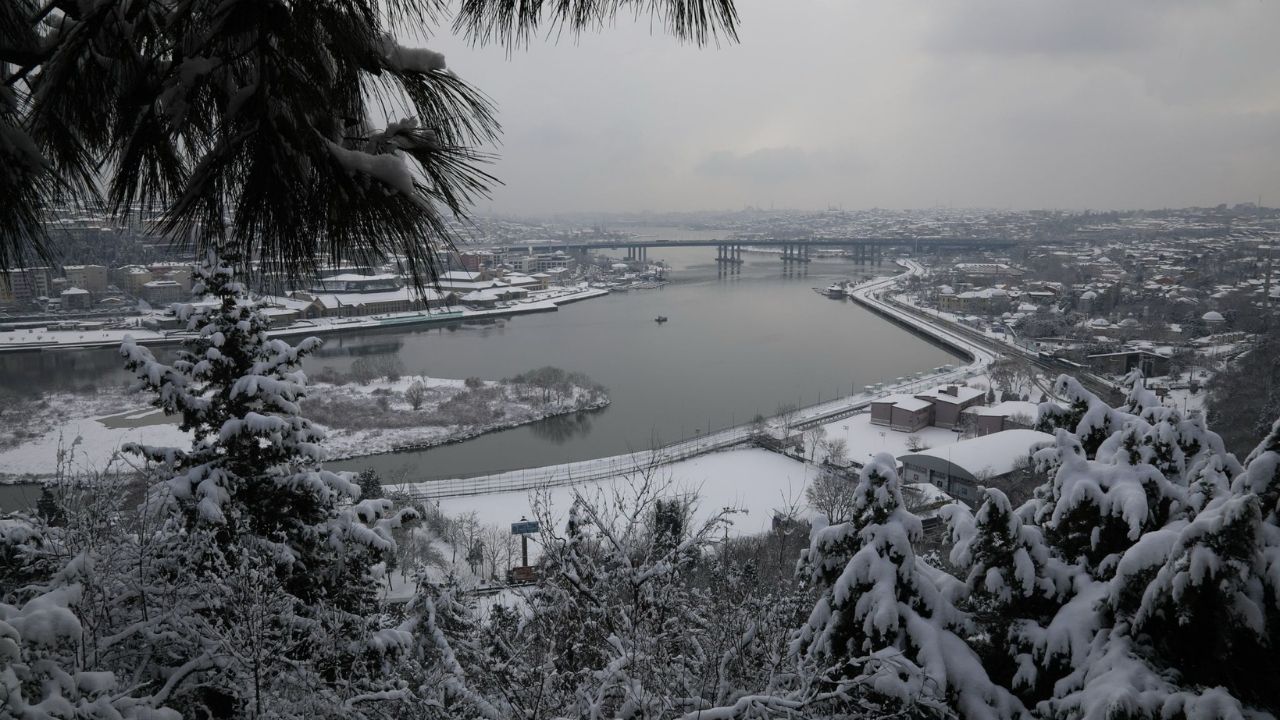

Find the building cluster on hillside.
[
  {"left": 0, "top": 262, "right": 194, "bottom": 315},
  {"left": 892, "top": 209, "right": 1280, "bottom": 390}
]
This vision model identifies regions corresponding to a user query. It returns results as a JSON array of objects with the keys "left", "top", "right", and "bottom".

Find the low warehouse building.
[
  {"left": 870, "top": 395, "right": 935, "bottom": 432},
  {"left": 914, "top": 384, "right": 986, "bottom": 429},
  {"left": 897, "top": 429, "right": 1054, "bottom": 504}
]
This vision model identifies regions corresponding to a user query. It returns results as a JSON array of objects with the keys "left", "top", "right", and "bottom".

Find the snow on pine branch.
[{"left": 381, "top": 36, "right": 447, "bottom": 74}]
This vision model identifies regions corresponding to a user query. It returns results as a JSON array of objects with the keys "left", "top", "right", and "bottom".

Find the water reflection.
[{"left": 528, "top": 410, "right": 600, "bottom": 445}]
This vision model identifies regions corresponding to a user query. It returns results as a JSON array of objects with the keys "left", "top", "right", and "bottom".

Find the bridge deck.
[{"left": 497, "top": 237, "right": 1017, "bottom": 253}]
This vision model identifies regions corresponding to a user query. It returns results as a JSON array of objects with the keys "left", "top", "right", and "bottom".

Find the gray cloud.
[{"left": 421, "top": 0, "right": 1280, "bottom": 214}]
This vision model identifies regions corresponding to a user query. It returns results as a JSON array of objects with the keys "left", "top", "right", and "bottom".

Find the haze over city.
[{"left": 432, "top": 0, "right": 1280, "bottom": 214}]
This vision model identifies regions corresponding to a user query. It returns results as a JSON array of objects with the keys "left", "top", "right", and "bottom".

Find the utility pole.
[{"left": 1266, "top": 241, "right": 1274, "bottom": 332}]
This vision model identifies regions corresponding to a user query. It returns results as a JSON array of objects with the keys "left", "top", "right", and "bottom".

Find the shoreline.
[
  {"left": 0, "top": 285, "right": 611, "bottom": 355},
  {"left": 0, "top": 375, "right": 612, "bottom": 484}
]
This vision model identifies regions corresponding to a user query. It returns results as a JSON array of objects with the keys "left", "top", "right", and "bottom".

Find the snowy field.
[
  {"left": 817, "top": 412, "right": 965, "bottom": 466},
  {"left": 436, "top": 448, "right": 816, "bottom": 540}
]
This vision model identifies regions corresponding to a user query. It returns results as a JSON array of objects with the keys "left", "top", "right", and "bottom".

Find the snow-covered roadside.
[{"left": 435, "top": 448, "right": 816, "bottom": 543}]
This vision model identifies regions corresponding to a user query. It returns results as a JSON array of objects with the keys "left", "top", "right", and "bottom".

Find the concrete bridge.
[{"left": 500, "top": 237, "right": 1018, "bottom": 270}]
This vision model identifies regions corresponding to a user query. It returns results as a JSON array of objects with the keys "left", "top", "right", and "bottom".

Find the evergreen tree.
[
  {"left": 1237, "top": 417, "right": 1280, "bottom": 522},
  {"left": 944, "top": 488, "right": 1070, "bottom": 701},
  {"left": 34, "top": 483, "right": 65, "bottom": 526},
  {"left": 2, "top": 0, "right": 739, "bottom": 280},
  {"left": 403, "top": 575, "right": 503, "bottom": 719},
  {"left": 118, "top": 255, "right": 416, "bottom": 715},
  {"left": 1036, "top": 375, "right": 1125, "bottom": 458},
  {"left": 356, "top": 468, "right": 384, "bottom": 500},
  {"left": 794, "top": 453, "right": 1025, "bottom": 719}
]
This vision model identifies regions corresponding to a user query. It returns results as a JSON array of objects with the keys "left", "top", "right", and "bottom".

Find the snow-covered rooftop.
[
  {"left": 971, "top": 401, "right": 1040, "bottom": 418},
  {"left": 322, "top": 272, "right": 399, "bottom": 283},
  {"left": 899, "top": 429, "right": 1054, "bottom": 480},
  {"left": 916, "top": 385, "right": 985, "bottom": 405}
]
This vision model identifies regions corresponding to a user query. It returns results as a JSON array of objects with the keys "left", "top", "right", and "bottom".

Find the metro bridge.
[{"left": 493, "top": 237, "right": 1018, "bottom": 265}]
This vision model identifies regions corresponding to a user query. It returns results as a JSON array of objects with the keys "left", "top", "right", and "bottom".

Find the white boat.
[{"left": 824, "top": 282, "right": 847, "bottom": 298}]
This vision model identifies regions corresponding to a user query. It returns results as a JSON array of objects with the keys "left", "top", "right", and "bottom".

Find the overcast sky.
[{"left": 425, "top": 0, "right": 1280, "bottom": 215}]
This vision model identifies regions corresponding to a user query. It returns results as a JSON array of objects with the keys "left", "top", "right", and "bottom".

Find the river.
[{"left": 0, "top": 242, "right": 961, "bottom": 508}]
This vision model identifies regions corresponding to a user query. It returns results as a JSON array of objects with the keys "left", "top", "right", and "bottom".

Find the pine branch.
[{"left": 454, "top": 0, "right": 740, "bottom": 49}]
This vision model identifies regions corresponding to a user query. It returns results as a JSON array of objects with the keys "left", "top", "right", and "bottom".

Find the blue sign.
[{"left": 511, "top": 520, "right": 540, "bottom": 535}]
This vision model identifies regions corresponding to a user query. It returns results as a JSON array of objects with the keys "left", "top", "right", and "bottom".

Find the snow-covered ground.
[
  {"left": 0, "top": 394, "right": 190, "bottom": 479},
  {"left": 816, "top": 412, "right": 966, "bottom": 467},
  {"left": 435, "top": 448, "right": 815, "bottom": 542}
]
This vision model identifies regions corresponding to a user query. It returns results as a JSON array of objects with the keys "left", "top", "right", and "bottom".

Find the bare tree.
[
  {"left": 988, "top": 357, "right": 1034, "bottom": 399},
  {"left": 405, "top": 381, "right": 428, "bottom": 411},
  {"left": 803, "top": 426, "right": 827, "bottom": 462},
  {"left": 774, "top": 403, "right": 800, "bottom": 438},
  {"left": 820, "top": 437, "right": 849, "bottom": 466},
  {"left": 804, "top": 467, "right": 855, "bottom": 525},
  {"left": 905, "top": 434, "right": 929, "bottom": 452},
  {"left": 481, "top": 525, "right": 508, "bottom": 581}
]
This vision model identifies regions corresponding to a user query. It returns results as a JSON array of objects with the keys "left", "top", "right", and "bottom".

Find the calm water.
[{"left": 0, "top": 244, "right": 959, "bottom": 504}]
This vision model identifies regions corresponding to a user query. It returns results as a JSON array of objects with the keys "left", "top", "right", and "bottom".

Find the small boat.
[
  {"left": 654, "top": 316, "right": 668, "bottom": 324},
  {"left": 824, "top": 282, "right": 847, "bottom": 298}
]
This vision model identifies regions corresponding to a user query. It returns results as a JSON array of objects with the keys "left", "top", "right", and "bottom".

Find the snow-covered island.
[
  {"left": 307, "top": 367, "right": 609, "bottom": 459},
  {"left": 0, "top": 366, "right": 608, "bottom": 481}
]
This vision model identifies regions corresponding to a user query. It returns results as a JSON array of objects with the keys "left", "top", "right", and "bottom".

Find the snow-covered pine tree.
[
  {"left": 1238, "top": 417, "right": 1280, "bottom": 523},
  {"left": 1030, "top": 425, "right": 1183, "bottom": 576},
  {"left": 794, "top": 453, "right": 1025, "bottom": 719},
  {"left": 118, "top": 255, "right": 416, "bottom": 716},
  {"left": 944, "top": 488, "right": 1071, "bottom": 701},
  {"left": 1036, "top": 375, "right": 1126, "bottom": 458},
  {"left": 402, "top": 575, "right": 504, "bottom": 720},
  {"left": 1010, "top": 372, "right": 1278, "bottom": 718},
  {"left": 1047, "top": 447, "right": 1271, "bottom": 717}
]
